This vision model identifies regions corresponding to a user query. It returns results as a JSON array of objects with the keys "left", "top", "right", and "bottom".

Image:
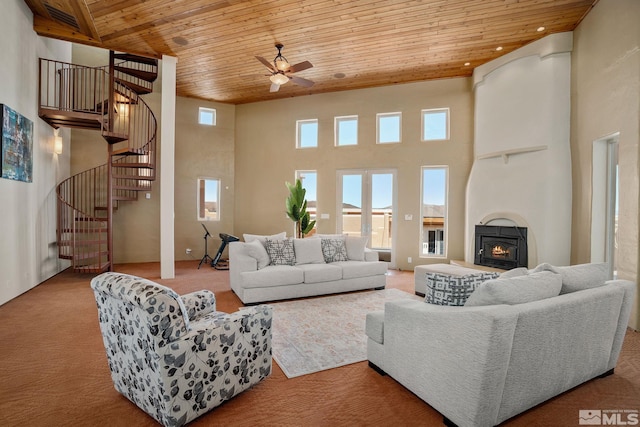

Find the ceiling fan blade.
[
  {"left": 290, "top": 75, "right": 315, "bottom": 87},
  {"left": 256, "top": 56, "right": 276, "bottom": 72},
  {"left": 270, "top": 83, "right": 280, "bottom": 92},
  {"left": 288, "top": 60, "right": 313, "bottom": 73}
]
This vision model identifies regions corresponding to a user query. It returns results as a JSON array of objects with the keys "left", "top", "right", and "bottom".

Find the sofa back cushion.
[
  {"left": 465, "top": 271, "right": 562, "bottom": 306},
  {"left": 533, "top": 262, "right": 609, "bottom": 294},
  {"left": 293, "top": 238, "right": 325, "bottom": 265}
]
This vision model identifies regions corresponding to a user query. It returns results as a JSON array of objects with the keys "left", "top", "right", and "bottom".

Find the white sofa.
[
  {"left": 366, "top": 263, "right": 636, "bottom": 427},
  {"left": 229, "top": 234, "right": 388, "bottom": 304}
]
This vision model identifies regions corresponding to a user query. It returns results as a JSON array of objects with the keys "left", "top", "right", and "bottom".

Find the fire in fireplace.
[{"left": 474, "top": 225, "right": 528, "bottom": 270}]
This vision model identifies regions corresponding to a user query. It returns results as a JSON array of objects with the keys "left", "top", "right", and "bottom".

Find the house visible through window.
[
  {"left": 335, "top": 116, "right": 358, "bottom": 146},
  {"left": 297, "top": 119, "right": 318, "bottom": 148},
  {"left": 377, "top": 112, "right": 401, "bottom": 144},
  {"left": 198, "top": 178, "right": 220, "bottom": 221},
  {"left": 422, "top": 108, "right": 449, "bottom": 141},
  {"left": 199, "top": 107, "right": 216, "bottom": 126},
  {"left": 421, "top": 166, "right": 448, "bottom": 257}
]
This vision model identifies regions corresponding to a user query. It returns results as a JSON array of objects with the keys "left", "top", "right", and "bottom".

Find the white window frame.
[
  {"left": 197, "top": 177, "right": 221, "bottom": 221},
  {"left": 420, "top": 166, "right": 448, "bottom": 258},
  {"left": 376, "top": 112, "right": 402, "bottom": 144},
  {"left": 421, "top": 108, "right": 449, "bottom": 141},
  {"left": 334, "top": 115, "right": 358, "bottom": 146},
  {"left": 198, "top": 107, "right": 216, "bottom": 126},
  {"left": 296, "top": 119, "right": 318, "bottom": 148}
]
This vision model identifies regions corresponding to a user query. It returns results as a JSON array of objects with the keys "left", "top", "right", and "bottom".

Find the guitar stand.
[{"left": 197, "top": 224, "right": 214, "bottom": 269}]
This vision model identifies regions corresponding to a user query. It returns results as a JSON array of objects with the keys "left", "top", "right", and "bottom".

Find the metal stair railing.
[{"left": 44, "top": 56, "right": 157, "bottom": 272}]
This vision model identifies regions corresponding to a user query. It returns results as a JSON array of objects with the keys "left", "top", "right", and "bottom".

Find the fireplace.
[{"left": 474, "top": 225, "right": 528, "bottom": 270}]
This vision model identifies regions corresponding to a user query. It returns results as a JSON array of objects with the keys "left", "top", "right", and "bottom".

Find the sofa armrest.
[
  {"left": 383, "top": 299, "right": 518, "bottom": 427},
  {"left": 364, "top": 248, "right": 379, "bottom": 262},
  {"left": 181, "top": 290, "right": 216, "bottom": 320},
  {"left": 229, "top": 242, "right": 258, "bottom": 296}
]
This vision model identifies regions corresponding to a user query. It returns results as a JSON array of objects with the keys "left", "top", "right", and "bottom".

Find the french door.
[{"left": 336, "top": 169, "right": 396, "bottom": 266}]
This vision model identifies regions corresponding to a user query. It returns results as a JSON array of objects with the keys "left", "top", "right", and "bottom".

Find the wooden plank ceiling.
[{"left": 24, "top": 0, "right": 598, "bottom": 104}]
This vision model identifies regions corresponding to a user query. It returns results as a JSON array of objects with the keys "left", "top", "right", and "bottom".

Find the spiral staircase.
[{"left": 39, "top": 51, "right": 158, "bottom": 273}]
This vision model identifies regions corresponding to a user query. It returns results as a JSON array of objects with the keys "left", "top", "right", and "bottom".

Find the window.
[
  {"left": 198, "top": 107, "right": 216, "bottom": 126},
  {"left": 198, "top": 178, "right": 220, "bottom": 221},
  {"left": 377, "top": 112, "right": 401, "bottom": 144},
  {"left": 421, "top": 166, "right": 448, "bottom": 257},
  {"left": 296, "top": 170, "right": 317, "bottom": 223},
  {"left": 296, "top": 119, "right": 318, "bottom": 148},
  {"left": 335, "top": 116, "right": 358, "bottom": 146},
  {"left": 421, "top": 108, "right": 449, "bottom": 141}
]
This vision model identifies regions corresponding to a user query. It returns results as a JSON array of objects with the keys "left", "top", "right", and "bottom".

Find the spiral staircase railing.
[{"left": 39, "top": 53, "right": 157, "bottom": 272}]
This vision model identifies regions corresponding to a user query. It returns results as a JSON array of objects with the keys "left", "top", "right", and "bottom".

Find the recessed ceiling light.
[
  {"left": 496, "top": 46, "right": 503, "bottom": 51},
  {"left": 464, "top": 62, "right": 470, "bottom": 66},
  {"left": 537, "top": 26, "right": 546, "bottom": 32},
  {"left": 172, "top": 36, "right": 188, "bottom": 46}
]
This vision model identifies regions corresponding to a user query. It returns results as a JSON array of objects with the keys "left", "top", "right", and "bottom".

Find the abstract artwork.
[{"left": 1, "top": 104, "right": 33, "bottom": 183}]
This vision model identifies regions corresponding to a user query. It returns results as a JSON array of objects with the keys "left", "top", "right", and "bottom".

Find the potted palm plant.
[{"left": 285, "top": 179, "right": 316, "bottom": 238}]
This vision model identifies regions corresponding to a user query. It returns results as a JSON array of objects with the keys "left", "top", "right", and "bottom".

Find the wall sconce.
[{"left": 54, "top": 129, "right": 63, "bottom": 154}]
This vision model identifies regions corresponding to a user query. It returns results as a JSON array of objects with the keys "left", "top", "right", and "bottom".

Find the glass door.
[{"left": 337, "top": 169, "right": 396, "bottom": 266}]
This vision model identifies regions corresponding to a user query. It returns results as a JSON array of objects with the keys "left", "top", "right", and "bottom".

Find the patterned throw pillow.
[
  {"left": 425, "top": 272, "right": 500, "bottom": 306},
  {"left": 264, "top": 238, "right": 296, "bottom": 266},
  {"left": 320, "top": 238, "right": 349, "bottom": 263}
]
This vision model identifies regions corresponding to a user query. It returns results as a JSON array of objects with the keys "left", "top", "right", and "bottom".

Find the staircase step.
[
  {"left": 114, "top": 66, "right": 158, "bottom": 83},
  {"left": 59, "top": 239, "right": 107, "bottom": 246},
  {"left": 113, "top": 53, "right": 158, "bottom": 66},
  {"left": 113, "top": 184, "right": 150, "bottom": 191},
  {"left": 72, "top": 251, "right": 109, "bottom": 261},
  {"left": 112, "top": 162, "right": 154, "bottom": 169},
  {"left": 74, "top": 262, "right": 111, "bottom": 273},
  {"left": 113, "top": 195, "right": 137, "bottom": 201},
  {"left": 111, "top": 147, "right": 148, "bottom": 156},
  {"left": 102, "top": 131, "right": 129, "bottom": 144},
  {"left": 39, "top": 108, "right": 103, "bottom": 130},
  {"left": 114, "top": 77, "right": 152, "bottom": 95}
]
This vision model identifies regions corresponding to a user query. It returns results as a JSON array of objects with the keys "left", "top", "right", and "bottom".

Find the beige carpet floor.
[{"left": 0, "top": 261, "right": 638, "bottom": 426}]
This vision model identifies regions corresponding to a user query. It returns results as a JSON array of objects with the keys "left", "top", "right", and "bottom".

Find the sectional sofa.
[
  {"left": 229, "top": 233, "right": 388, "bottom": 304},
  {"left": 366, "top": 263, "right": 636, "bottom": 427}
]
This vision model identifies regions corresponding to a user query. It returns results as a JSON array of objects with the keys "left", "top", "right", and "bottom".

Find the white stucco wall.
[
  {"left": 0, "top": 0, "right": 71, "bottom": 306},
  {"left": 466, "top": 33, "right": 573, "bottom": 267}
]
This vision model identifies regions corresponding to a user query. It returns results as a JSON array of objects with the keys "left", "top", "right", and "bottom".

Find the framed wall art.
[{"left": 1, "top": 104, "right": 33, "bottom": 183}]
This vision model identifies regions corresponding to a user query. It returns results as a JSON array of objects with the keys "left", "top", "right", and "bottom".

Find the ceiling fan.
[{"left": 255, "top": 43, "right": 314, "bottom": 93}]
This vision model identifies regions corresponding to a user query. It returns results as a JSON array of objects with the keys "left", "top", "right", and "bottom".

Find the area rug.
[{"left": 270, "top": 288, "right": 421, "bottom": 378}]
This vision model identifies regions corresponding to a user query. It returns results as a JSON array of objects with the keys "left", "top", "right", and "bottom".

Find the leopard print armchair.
[{"left": 90, "top": 272, "right": 272, "bottom": 426}]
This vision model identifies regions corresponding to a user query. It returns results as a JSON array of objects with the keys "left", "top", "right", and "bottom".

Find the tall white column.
[{"left": 160, "top": 55, "right": 177, "bottom": 279}]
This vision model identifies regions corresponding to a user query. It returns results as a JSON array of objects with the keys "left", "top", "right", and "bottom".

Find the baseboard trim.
[{"left": 368, "top": 361, "right": 387, "bottom": 376}]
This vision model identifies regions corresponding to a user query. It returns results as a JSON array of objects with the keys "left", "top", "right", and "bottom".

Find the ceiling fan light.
[
  {"left": 275, "top": 57, "right": 290, "bottom": 71},
  {"left": 270, "top": 73, "right": 289, "bottom": 85}
]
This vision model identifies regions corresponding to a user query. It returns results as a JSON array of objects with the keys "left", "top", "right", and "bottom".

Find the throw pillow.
[
  {"left": 464, "top": 271, "right": 562, "bottom": 306},
  {"left": 264, "top": 238, "right": 296, "bottom": 266},
  {"left": 293, "top": 238, "right": 325, "bottom": 265},
  {"left": 345, "top": 236, "right": 368, "bottom": 261},
  {"left": 245, "top": 239, "right": 270, "bottom": 269},
  {"left": 243, "top": 232, "right": 286, "bottom": 245},
  {"left": 320, "top": 238, "right": 349, "bottom": 263},
  {"left": 536, "top": 262, "right": 608, "bottom": 294},
  {"left": 425, "top": 272, "right": 499, "bottom": 306}
]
